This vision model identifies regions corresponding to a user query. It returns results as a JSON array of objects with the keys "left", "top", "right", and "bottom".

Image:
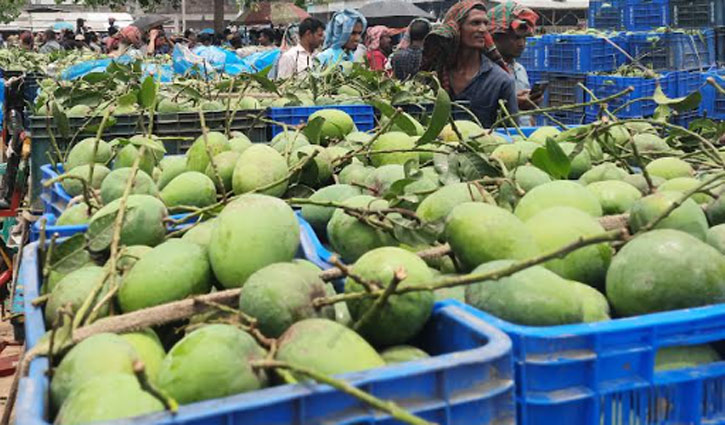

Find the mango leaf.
[
  {"left": 284, "top": 184, "right": 315, "bottom": 199},
  {"left": 86, "top": 206, "right": 137, "bottom": 252},
  {"left": 69, "top": 91, "right": 103, "bottom": 107},
  {"left": 138, "top": 76, "right": 158, "bottom": 109},
  {"left": 108, "top": 137, "right": 130, "bottom": 148},
  {"left": 82, "top": 72, "right": 110, "bottom": 84},
  {"left": 531, "top": 138, "right": 570, "bottom": 179},
  {"left": 303, "top": 116, "right": 325, "bottom": 145},
  {"left": 85, "top": 116, "right": 117, "bottom": 135},
  {"left": 52, "top": 102, "right": 70, "bottom": 139},
  {"left": 417, "top": 89, "right": 451, "bottom": 145},
  {"left": 369, "top": 100, "right": 418, "bottom": 136},
  {"left": 118, "top": 92, "right": 138, "bottom": 108},
  {"left": 653, "top": 104, "right": 672, "bottom": 122},
  {"left": 385, "top": 177, "right": 417, "bottom": 201},
  {"left": 453, "top": 152, "right": 502, "bottom": 180},
  {"left": 390, "top": 217, "right": 440, "bottom": 246},
  {"left": 403, "top": 158, "right": 421, "bottom": 178},
  {"left": 249, "top": 66, "right": 279, "bottom": 93},
  {"left": 130, "top": 137, "right": 166, "bottom": 154},
  {"left": 48, "top": 234, "right": 91, "bottom": 275},
  {"left": 653, "top": 85, "right": 702, "bottom": 112}
]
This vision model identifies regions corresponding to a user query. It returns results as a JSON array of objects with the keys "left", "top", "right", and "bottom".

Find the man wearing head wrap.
[
  {"left": 489, "top": 1, "right": 540, "bottom": 126},
  {"left": 316, "top": 9, "right": 367, "bottom": 68},
  {"left": 364, "top": 25, "right": 392, "bottom": 72},
  {"left": 422, "top": 0, "right": 517, "bottom": 128}
]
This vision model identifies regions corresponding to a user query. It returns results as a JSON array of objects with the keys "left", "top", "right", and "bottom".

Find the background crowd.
[{"left": 0, "top": 0, "right": 543, "bottom": 127}]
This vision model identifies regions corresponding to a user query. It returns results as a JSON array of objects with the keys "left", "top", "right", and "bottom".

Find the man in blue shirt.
[{"left": 422, "top": 0, "right": 518, "bottom": 128}]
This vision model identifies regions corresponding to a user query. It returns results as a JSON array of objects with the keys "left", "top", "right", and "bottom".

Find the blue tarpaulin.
[{"left": 61, "top": 57, "right": 173, "bottom": 82}]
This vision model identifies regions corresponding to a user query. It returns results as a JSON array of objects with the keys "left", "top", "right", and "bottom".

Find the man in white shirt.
[{"left": 277, "top": 17, "right": 325, "bottom": 79}]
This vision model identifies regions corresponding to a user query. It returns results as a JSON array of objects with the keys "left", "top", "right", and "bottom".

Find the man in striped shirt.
[{"left": 277, "top": 18, "right": 326, "bottom": 79}]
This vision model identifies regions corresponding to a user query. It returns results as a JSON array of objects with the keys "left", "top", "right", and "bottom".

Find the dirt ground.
[{"left": 0, "top": 319, "right": 23, "bottom": 421}]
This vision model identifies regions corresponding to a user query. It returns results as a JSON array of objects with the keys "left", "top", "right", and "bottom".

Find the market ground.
[{"left": 0, "top": 319, "right": 22, "bottom": 420}]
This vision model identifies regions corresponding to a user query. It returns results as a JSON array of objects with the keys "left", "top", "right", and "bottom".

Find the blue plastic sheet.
[{"left": 60, "top": 57, "right": 173, "bottom": 82}]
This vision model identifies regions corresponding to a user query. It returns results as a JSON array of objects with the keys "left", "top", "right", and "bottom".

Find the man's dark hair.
[
  {"left": 260, "top": 28, "right": 275, "bottom": 42},
  {"left": 198, "top": 32, "right": 212, "bottom": 45},
  {"left": 409, "top": 20, "right": 430, "bottom": 42},
  {"left": 44, "top": 28, "right": 56, "bottom": 41},
  {"left": 299, "top": 17, "right": 324, "bottom": 37}
]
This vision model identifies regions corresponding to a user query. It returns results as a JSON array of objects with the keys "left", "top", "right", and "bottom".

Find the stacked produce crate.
[{"left": 519, "top": 0, "right": 720, "bottom": 125}]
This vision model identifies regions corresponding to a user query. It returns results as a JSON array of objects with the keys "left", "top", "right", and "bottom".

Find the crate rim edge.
[
  {"left": 17, "top": 239, "right": 515, "bottom": 424},
  {"left": 438, "top": 298, "right": 725, "bottom": 345}
]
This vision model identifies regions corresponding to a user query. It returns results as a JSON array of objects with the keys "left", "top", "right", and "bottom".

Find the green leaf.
[
  {"left": 81, "top": 72, "right": 110, "bottom": 84},
  {"left": 52, "top": 102, "right": 70, "bottom": 139},
  {"left": 130, "top": 137, "right": 166, "bottom": 154},
  {"left": 531, "top": 138, "right": 570, "bottom": 179},
  {"left": 303, "top": 117, "right": 325, "bottom": 145},
  {"left": 369, "top": 100, "right": 418, "bottom": 136},
  {"left": 417, "top": 89, "right": 451, "bottom": 145},
  {"left": 384, "top": 177, "right": 417, "bottom": 201},
  {"left": 284, "top": 184, "right": 315, "bottom": 199},
  {"left": 48, "top": 234, "right": 91, "bottom": 275},
  {"left": 403, "top": 158, "right": 421, "bottom": 178},
  {"left": 86, "top": 206, "right": 137, "bottom": 252},
  {"left": 138, "top": 76, "right": 158, "bottom": 109},
  {"left": 249, "top": 66, "right": 279, "bottom": 93},
  {"left": 118, "top": 92, "right": 138, "bottom": 108},
  {"left": 454, "top": 152, "right": 502, "bottom": 180},
  {"left": 653, "top": 85, "right": 702, "bottom": 112},
  {"left": 390, "top": 217, "right": 440, "bottom": 246},
  {"left": 85, "top": 116, "right": 118, "bottom": 135}
]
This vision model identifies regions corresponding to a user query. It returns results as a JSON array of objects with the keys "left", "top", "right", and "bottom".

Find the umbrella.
[
  {"left": 52, "top": 22, "right": 74, "bottom": 32},
  {"left": 358, "top": 0, "right": 433, "bottom": 27},
  {"left": 237, "top": 2, "right": 310, "bottom": 26},
  {"left": 131, "top": 14, "right": 170, "bottom": 32}
]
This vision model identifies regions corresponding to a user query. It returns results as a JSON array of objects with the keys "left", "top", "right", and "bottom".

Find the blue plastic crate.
[
  {"left": 670, "top": 0, "right": 725, "bottom": 28},
  {"left": 584, "top": 73, "right": 674, "bottom": 118},
  {"left": 624, "top": 0, "right": 670, "bottom": 30},
  {"left": 526, "top": 70, "right": 543, "bottom": 86},
  {"left": 267, "top": 105, "right": 375, "bottom": 137},
  {"left": 671, "top": 70, "right": 704, "bottom": 96},
  {"left": 443, "top": 299, "right": 725, "bottom": 425},
  {"left": 39, "top": 164, "right": 72, "bottom": 218},
  {"left": 625, "top": 30, "right": 715, "bottom": 71},
  {"left": 543, "top": 34, "right": 624, "bottom": 73},
  {"left": 700, "top": 68, "right": 725, "bottom": 119},
  {"left": 519, "top": 37, "right": 548, "bottom": 71},
  {"left": 542, "top": 72, "right": 587, "bottom": 115},
  {"left": 589, "top": 0, "right": 626, "bottom": 29},
  {"left": 16, "top": 241, "right": 515, "bottom": 425}
]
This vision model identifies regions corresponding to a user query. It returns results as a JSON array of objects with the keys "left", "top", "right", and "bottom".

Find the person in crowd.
[
  {"left": 488, "top": 1, "right": 540, "bottom": 126},
  {"left": 39, "top": 29, "right": 61, "bottom": 53},
  {"left": 72, "top": 34, "right": 87, "bottom": 50},
  {"left": 19, "top": 31, "right": 34, "bottom": 50},
  {"left": 76, "top": 18, "right": 87, "bottom": 37},
  {"left": 422, "top": 0, "right": 517, "bottom": 128},
  {"left": 276, "top": 17, "right": 325, "bottom": 79},
  {"left": 109, "top": 25, "right": 146, "bottom": 58},
  {"left": 86, "top": 32, "right": 102, "bottom": 53},
  {"left": 391, "top": 19, "right": 430, "bottom": 80},
  {"left": 61, "top": 29, "right": 75, "bottom": 50},
  {"left": 148, "top": 27, "right": 173, "bottom": 55},
  {"left": 198, "top": 31, "right": 213, "bottom": 47},
  {"left": 316, "top": 9, "right": 366, "bottom": 67},
  {"left": 258, "top": 28, "right": 276, "bottom": 47},
  {"left": 364, "top": 26, "right": 392, "bottom": 71},
  {"left": 108, "top": 17, "right": 118, "bottom": 36}
]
